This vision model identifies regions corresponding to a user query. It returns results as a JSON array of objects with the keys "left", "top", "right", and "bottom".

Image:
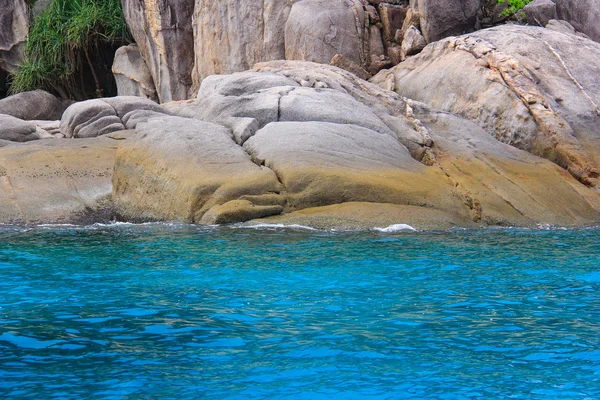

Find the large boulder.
[
  {"left": 0, "top": 0, "right": 28, "bottom": 74},
  {"left": 192, "top": 0, "right": 296, "bottom": 88},
  {"left": 112, "top": 44, "right": 158, "bottom": 102},
  {"left": 372, "top": 25, "right": 600, "bottom": 189},
  {"left": 284, "top": 0, "right": 367, "bottom": 68},
  {"left": 555, "top": 0, "right": 600, "bottom": 42},
  {"left": 417, "top": 0, "right": 483, "bottom": 43},
  {"left": 120, "top": 0, "right": 195, "bottom": 103},
  {"left": 0, "top": 115, "right": 53, "bottom": 142},
  {"left": 112, "top": 116, "right": 285, "bottom": 224},
  {"left": 0, "top": 90, "right": 72, "bottom": 120},
  {"left": 0, "top": 137, "right": 118, "bottom": 224},
  {"left": 59, "top": 96, "right": 170, "bottom": 138},
  {"left": 523, "top": 0, "right": 558, "bottom": 26},
  {"left": 114, "top": 61, "right": 600, "bottom": 228}
]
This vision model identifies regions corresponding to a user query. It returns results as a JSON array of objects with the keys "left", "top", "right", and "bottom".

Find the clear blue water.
[{"left": 1, "top": 224, "right": 599, "bottom": 399}]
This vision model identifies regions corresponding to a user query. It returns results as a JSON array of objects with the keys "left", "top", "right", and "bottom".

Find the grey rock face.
[
  {"left": 0, "top": 137, "right": 117, "bottom": 224},
  {"left": 3, "top": 61, "right": 600, "bottom": 227},
  {"left": 285, "top": 0, "right": 367, "bottom": 68},
  {"left": 192, "top": 0, "right": 296, "bottom": 88},
  {"left": 523, "top": 0, "right": 557, "bottom": 27},
  {"left": 400, "top": 25, "right": 427, "bottom": 60},
  {"left": 112, "top": 44, "right": 158, "bottom": 102},
  {"left": 0, "top": 90, "right": 72, "bottom": 121},
  {"left": 120, "top": 0, "right": 195, "bottom": 103},
  {"left": 372, "top": 24, "right": 600, "bottom": 188},
  {"left": 417, "top": 0, "right": 483, "bottom": 43},
  {"left": 0, "top": 0, "right": 29, "bottom": 73},
  {"left": 121, "top": 0, "right": 503, "bottom": 102},
  {"left": 112, "top": 116, "right": 284, "bottom": 223},
  {"left": 60, "top": 96, "right": 170, "bottom": 138},
  {"left": 555, "top": 0, "right": 600, "bottom": 42},
  {"left": 0, "top": 115, "right": 42, "bottom": 142}
]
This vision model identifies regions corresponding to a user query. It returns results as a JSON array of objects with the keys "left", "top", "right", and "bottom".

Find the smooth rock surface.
[
  {"left": 0, "top": 90, "right": 72, "bottom": 121},
  {"left": 189, "top": 62, "right": 600, "bottom": 227},
  {"left": 192, "top": 0, "right": 296, "bottom": 88},
  {"left": 417, "top": 0, "right": 482, "bottom": 43},
  {"left": 523, "top": 0, "right": 557, "bottom": 27},
  {"left": 112, "top": 44, "right": 158, "bottom": 102},
  {"left": 0, "top": 0, "right": 28, "bottom": 73},
  {"left": 60, "top": 97, "right": 170, "bottom": 138},
  {"left": 0, "top": 137, "right": 118, "bottom": 224},
  {"left": 112, "top": 116, "right": 284, "bottom": 223},
  {"left": 4, "top": 60, "right": 600, "bottom": 228},
  {"left": 372, "top": 25, "right": 600, "bottom": 188},
  {"left": 555, "top": 0, "right": 600, "bottom": 42},
  {"left": 121, "top": 0, "right": 195, "bottom": 103},
  {"left": 285, "top": 0, "right": 367, "bottom": 68},
  {"left": 0, "top": 115, "right": 46, "bottom": 142}
]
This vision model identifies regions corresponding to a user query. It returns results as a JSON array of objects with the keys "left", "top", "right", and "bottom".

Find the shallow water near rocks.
[{"left": 1, "top": 224, "right": 599, "bottom": 399}]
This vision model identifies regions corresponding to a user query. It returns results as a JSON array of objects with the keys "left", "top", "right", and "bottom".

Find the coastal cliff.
[{"left": 1, "top": 0, "right": 600, "bottom": 229}]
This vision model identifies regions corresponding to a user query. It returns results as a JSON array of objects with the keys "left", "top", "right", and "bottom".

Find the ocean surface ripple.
[{"left": 1, "top": 224, "right": 599, "bottom": 399}]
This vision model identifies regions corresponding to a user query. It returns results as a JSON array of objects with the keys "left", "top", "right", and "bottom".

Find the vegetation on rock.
[
  {"left": 497, "top": 0, "right": 532, "bottom": 18},
  {"left": 10, "top": 0, "right": 130, "bottom": 100}
]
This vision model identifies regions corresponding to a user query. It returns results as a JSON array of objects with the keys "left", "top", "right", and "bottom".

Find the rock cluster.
[
  {"left": 0, "top": 0, "right": 28, "bottom": 74},
  {"left": 115, "top": 0, "right": 494, "bottom": 103},
  {"left": 372, "top": 25, "right": 600, "bottom": 188}
]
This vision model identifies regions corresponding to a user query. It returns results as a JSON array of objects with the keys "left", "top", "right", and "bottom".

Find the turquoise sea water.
[{"left": 1, "top": 224, "right": 599, "bottom": 399}]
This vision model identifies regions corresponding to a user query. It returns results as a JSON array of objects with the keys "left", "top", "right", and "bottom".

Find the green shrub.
[
  {"left": 497, "top": 0, "right": 532, "bottom": 18},
  {"left": 10, "top": 0, "right": 130, "bottom": 99}
]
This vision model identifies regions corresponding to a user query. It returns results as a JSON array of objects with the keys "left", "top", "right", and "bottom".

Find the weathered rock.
[
  {"left": 192, "top": 72, "right": 298, "bottom": 144},
  {"left": 0, "top": 115, "right": 53, "bottom": 142},
  {"left": 285, "top": 0, "right": 367, "bottom": 69},
  {"left": 555, "top": 0, "right": 600, "bottom": 42},
  {"left": 330, "top": 54, "right": 371, "bottom": 81},
  {"left": 112, "top": 44, "right": 158, "bottom": 102},
  {"left": 60, "top": 96, "right": 170, "bottom": 138},
  {"left": 379, "top": 2, "right": 408, "bottom": 44},
  {"left": 243, "top": 120, "right": 460, "bottom": 212},
  {"left": 400, "top": 25, "right": 427, "bottom": 60},
  {"left": 112, "top": 116, "right": 284, "bottom": 223},
  {"left": 0, "top": 138, "right": 14, "bottom": 147},
  {"left": 417, "top": 0, "right": 483, "bottom": 43},
  {"left": 368, "top": 26, "right": 390, "bottom": 74},
  {"left": 4, "top": 60, "right": 600, "bottom": 228},
  {"left": 545, "top": 19, "right": 571, "bottom": 34},
  {"left": 0, "top": 90, "right": 72, "bottom": 120},
  {"left": 523, "top": 0, "right": 557, "bottom": 27},
  {"left": 372, "top": 25, "right": 600, "bottom": 188},
  {"left": 32, "top": 120, "right": 61, "bottom": 136},
  {"left": 0, "top": 137, "right": 118, "bottom": 224},
  {"left": 120, "top": 0, "right": 195, "bottom": 103},
  {"left": 0, "top": 0, "right": 28, "bottom": 74},
  {"left": 194, "top": 61, "right": 600, "bottom": 226},
  {"left": 413, "top": 102, "right": 600, "bottom": 226},
  {"left": 192, "top": 0, "right": 296, "bottom": 88},
  {"left": 252, "top": 202, "right": 472, "bottom": 231}
]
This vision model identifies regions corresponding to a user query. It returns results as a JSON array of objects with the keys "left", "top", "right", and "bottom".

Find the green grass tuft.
[
  {"left": 497, "top": 0, "right": 532, "bottom": 19},
  {"left": 10, "top": 0, "right": 130, "bottom": 99}
]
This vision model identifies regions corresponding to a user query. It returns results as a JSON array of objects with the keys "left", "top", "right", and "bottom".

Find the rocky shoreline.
[{"left": 2, "top": 1, "right": 600, "bottom": 230}]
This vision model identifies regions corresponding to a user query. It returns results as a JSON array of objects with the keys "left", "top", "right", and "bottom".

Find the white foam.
[
  {"left": 536, "top": 223, "right": 568, "bottom": 231},
  {"left": 373, "top": 224, "right": 417, "bottom": 233},
  {"left": 236, "top": 223, "right": 318, "bottom": 231},
  {"left": 36, "top": 224, "right": 79, "bottom": 228}
]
